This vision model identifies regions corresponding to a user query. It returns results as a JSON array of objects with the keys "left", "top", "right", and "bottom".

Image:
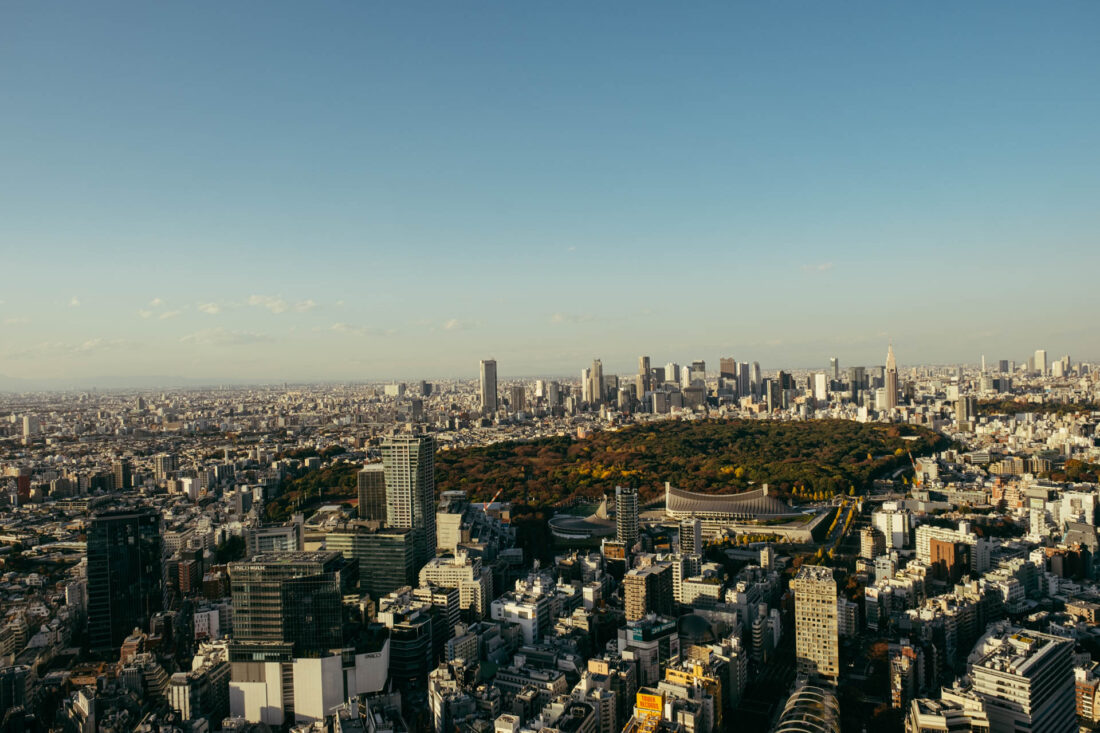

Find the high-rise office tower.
[
  {"left": 479, "top": 360, "right": 498, "bottom": 414},
  {"left": 1034, "top": 349, "right": 1048, "bottom": 376},
  {"left": 829, "top": 357, "right": 839, "bottom": 382},
  {"left": 813, "top": 373, "right": 828, "bottom": 403},
  {"left": 958, "top": 396, "right": 978, "bottom": 427},
  {"left": 615, "top": 486, "right": 639, "bottom": 548},
  {"left": 87, "top": 507, "right": 164, "bottom": 656},
  {"left": 998, "top": 359, "right": 1009, "bottom": 374},
  {"left": 325, "top": 526, "right": 416, "bottom": 601},
  {"left": 589, "top": 359, "right": 604, "bottom": 404},
  {"left": 793, "top": 565, "right": 838, "bottom": 680},
  {"left": 737, "top": 362, "right": 750, "bottom": 398},
  {"left": 357, "top": 464, "right": 386, "bottom": 521},
  {"left": 750, "top": 362, "right": 761, "bottom": 397},
  {"left": 623, "top": 563, "right": 673, "bottom": 622},
  {"left": 382, "top": 434, "right": 437, "bottom": 572},
  {"left": 21, "top": 415, "right": 39, "bottom": 442},
  {"left": 509, "top": 385, "right": 526, "bottom": 413},
  {"left": 884, "top": 344, "right": 899, "bottom": 410},
  {"left": 849, "top": 366, "right": 866, "bottom": 404},
  {"left": 639, "top": 355, "right": 651, "bottom": 379},
  {"left": 719, "top": 358, "right": 736, "bottom": 380},
  {"left": 689, "top": 360, "right": 706, "bottom": 384},
  {"left": 970, "top": 626, "right": 1075, "bottom": 733},
  {"left": 228, "top": 551, "right": 348, "bottom": 660},
  {"left": 154, "top": 453, "right": 178, "bottom": 482},
  {"left": 665, "top": 363, "right": 679, "bottom": 388},
  {"left": 113, "top": 460, "right": 133, "bottom": 491}
]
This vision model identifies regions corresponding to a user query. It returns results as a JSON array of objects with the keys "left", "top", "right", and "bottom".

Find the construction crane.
[
  {"left": 483, "top": 487, "right": 504, "bottom": 512},
  {"left": 907, "top": 451, "right": 923, "bottom": 488}
]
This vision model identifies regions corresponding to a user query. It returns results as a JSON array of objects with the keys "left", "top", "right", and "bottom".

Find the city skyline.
[{"left": 3, "top": 2, "right": 1099, "bottom": 383}]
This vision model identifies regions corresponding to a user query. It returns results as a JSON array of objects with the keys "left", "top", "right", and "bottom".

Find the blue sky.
[{"left": 1, "top": 2, "right": 1098, "bottom": 383}]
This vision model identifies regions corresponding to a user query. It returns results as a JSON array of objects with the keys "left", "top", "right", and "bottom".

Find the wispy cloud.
[
  {"left": 801, "top": 262, "right": 834, "bottom": 273},
  {"left": 159, "top": 309, "right": 183, "bottom": 320},
  {"left": 5, "top": 338, "right": 133, "bottom": 360},
  {"left": 149, "top": 297, "right": 165, "bottom": 307},
  {"left": 179, "top": 327, "right": 273, "bottom": 346},
  {"left": 138, "top": 309, "right": 153, "bottom": 319},
  {"left": 69, "top": 296, "right": 81, "bottom": 307},
  {"left": 294, "top": 299, "right": 317, "bottom": 313},
  {"left": 3, "top": 316, "right": 29, "bottom": 325},
  {"left": 198, "top": 302, "right": 221, "bottom": 315},
  {"left": 550, "top": 313, "right": 594, "bottom": 325},
  {"left": 248, "top": 294, "right": 289, "bottom": 314},
  {"left": 443, "top": 318, "right": 477, "bottom": 331},
  {"left": 327, "top": 322, "right": 394, "bottom": 337}
]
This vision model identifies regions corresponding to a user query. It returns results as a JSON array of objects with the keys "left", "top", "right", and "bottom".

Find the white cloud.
[
  {"left": 248, "top": 294, "right": 289, "bottom": 314},
  {"left": 69, "top": 296, "right": 81, "bottom": 307},
  {"left": 198, "top": 302, "right": 221, "bottom": 315},
  {"left": 159, "top": 309, "right": 183, "bottom": 320},
  {"left": 294, "top": 299, "right": 317, "bottom": 312},
  {"left": 138, "top": 309, "right": 153, "bottom": 319},
  {"left": 443, "top": 319, "right": 470, "bottom": 331},
  {"left": 801, "top": 262, "right": 834, "bottom": 273},
  {"left": 3, "top": 316, "right": 29, "bottom": 325},
  {"left": 149, "top": 297, "right": 165, "bottom": 307},
  {"left": 180, "top": 327, "right": 273, "bottom": 346}
]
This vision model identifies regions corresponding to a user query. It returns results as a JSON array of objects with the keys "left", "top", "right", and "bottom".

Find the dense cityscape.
[{"left": 2, "top": 348, "right": 1100, "bottom": 732}]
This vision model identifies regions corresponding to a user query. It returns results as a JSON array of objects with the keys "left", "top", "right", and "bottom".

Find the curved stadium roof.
[{"left": 665, "top": 484, "right": 800, "bottom": 519}]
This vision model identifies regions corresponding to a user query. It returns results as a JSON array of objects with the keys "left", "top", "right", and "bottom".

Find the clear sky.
[{"left": 2, "top": 2, "right": 1098, "bottom": 385}]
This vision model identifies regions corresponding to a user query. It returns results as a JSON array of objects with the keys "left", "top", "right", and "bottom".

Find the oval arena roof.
[{"left": 665, "top": 483, "right": 799, "bottom": 518}]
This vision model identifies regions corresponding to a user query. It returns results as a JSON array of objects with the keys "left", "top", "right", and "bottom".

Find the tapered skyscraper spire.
[{"left": 884, "top": 342, "right": 898, "bottom": 410}]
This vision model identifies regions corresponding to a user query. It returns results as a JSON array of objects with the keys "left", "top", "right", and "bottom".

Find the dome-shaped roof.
[{"left": 677, "top": 613, "right": 716, "bottom": 645}]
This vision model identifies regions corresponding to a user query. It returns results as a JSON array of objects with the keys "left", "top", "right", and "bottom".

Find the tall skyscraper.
[
  {"left": 357, "top": 464, "right": 386, "bottom": 521},
  {"left": 615, "top": 486, "right": 639, "bottom": 549},
  {"left": 589, "top": 359, "right": 604, "bottom": 405},
  {"left": 154, "top": 453, "right": 178, "bottom": 482},
  {"left": 737, "top": 362, "right": 750, "bottom": 398},
  {"left": 849, "top": 366, "right": 866, "bottom": 404},
  {"left": 750, "top": 362, "right": 761, "bottom": 397},
  {"left": 509, "top": 384, "right": 526, "bottom": 413},
  {"left": 113, "top": 460, "right": 133, "bottom": 491},
  {"left": 638, "top": 356, "right": 652, "bottom": 395},
  {"left": 958, "top": 396, "right": 978, "bottom": 427},
  {"left": 792, "top": 565, "right": 838, "bottom": 680},
  {"left": 1034, "top": 349, "right": 1048, "bottom": 376},
  {"left": 87, "top": 507, "right": 164, "bottom": 656},
  {"left": 884, "top": 344, "right": 899, "bottom": 410},
  {"left": 719, "top": 357, "right": 736, "bottom": 380},
  {"left": 829, "top": 357, "right": 839, "bottom": 382},
  {"left": 479, "top": 359, "right": 498, "bottom": 414},
  {"left": 382, "top": 434, "right": 437, "bottom": 572},
  {"left": 21, "top": 415, "right": 39, "bottom": 443}
]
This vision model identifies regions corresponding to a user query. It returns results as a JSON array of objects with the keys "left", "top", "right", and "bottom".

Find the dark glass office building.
[
  {"left": 228, "top": 552, "right": 352, "bottom": 661},
  {"left": 86, "top": 507, "right": 164, "bottom": 656}
]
